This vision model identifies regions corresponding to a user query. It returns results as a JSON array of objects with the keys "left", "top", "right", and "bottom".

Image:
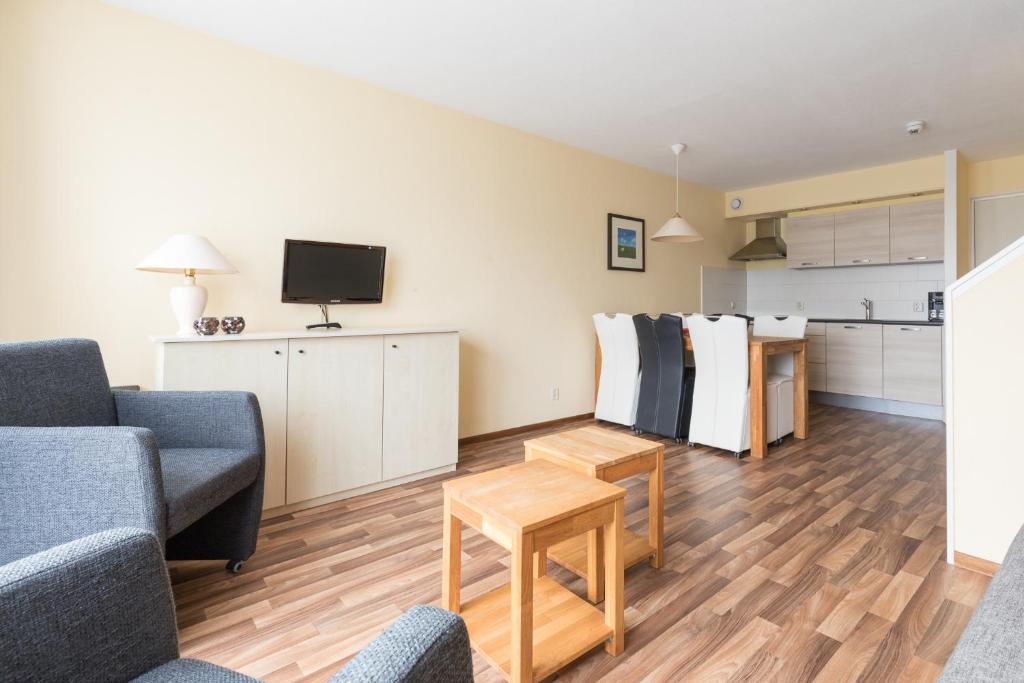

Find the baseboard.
[
  {"left": 458, "top": 412, "right": 594, "bottom": 447},
  {"left": 954, "top": 551, "right": 1000, "bottom": 577},
  {"left": 810, "top": 391, "right": 944, "bottom": 420}
]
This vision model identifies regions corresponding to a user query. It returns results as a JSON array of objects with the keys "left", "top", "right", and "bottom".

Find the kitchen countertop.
[{"left": 808, "top": 318, "right": 943, "bottom": 326}]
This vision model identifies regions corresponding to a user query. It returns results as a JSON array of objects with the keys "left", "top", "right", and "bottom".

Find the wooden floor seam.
[{"left": 169, "top": 404, "right": 986, "bottom": 682}]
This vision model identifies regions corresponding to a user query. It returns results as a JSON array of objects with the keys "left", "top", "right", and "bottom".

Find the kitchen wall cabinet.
[
  {"left": 883, "top": 325, "right": 942, "bottom": 405},
  {"left": 826, "top": 323, "right": 883, "bottom": 398},
  {"left": 155, "top": 328, "right": 459, "bottom": 512},
  {"left": 890, "top": 200, "right": 944, "bottom": 264},
  {"left": 786, "top": 214, "right": 835, "bottom": 268},
  {"left": 834, "top": 206, "right": 890, "bottom": 267}
]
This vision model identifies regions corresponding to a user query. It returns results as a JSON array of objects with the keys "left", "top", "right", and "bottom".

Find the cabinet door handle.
[
  {"left": 274, "top": 350, "right": 281, "bottom": 355},
  {"left": 800, "top": 261, "right": 817, "bottom": 266},
  {"left": 391, "top": 344, "right": 398, "bottom": 348},
  {"left": 906, "top": 256, "right": 928, "bottom": 261},
  {"left": 297, "top": 349, "right": 305, "bottom": 354},
  {"left": 852, "top": 259, "right": 871, "bottom": 264},
  {"left": 843, "top": 325, "right": 861, "bottom": 329},
  {"left": 899, "top": 327, "right": 921, "bottom": 332}
]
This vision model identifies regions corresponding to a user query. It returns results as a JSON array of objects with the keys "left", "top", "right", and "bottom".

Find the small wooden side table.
[
  {"left": 442, "top": 459, "right": 626, "bottom": 683},
  {"left": 524, "top": 426, "right": 663, "bottom": 603}
]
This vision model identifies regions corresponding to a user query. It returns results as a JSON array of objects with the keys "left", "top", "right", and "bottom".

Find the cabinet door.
[
  {"left": 160, "top": 340, "right": 289, "bottom": 509},
  {"left": 834, "top": 206, "right": 890, "bottom": 266},
  {"left": 883, "top": 325, "right": 942, "bottom": 405},
  {"left": 826, "top": 323, "right": 883, "bottom": 398},
  {"left": 383, "top": 333, "right": 459, "bottom": 480},
  {"left": 808, "top": 363, "right": 827, "bottom": 392},
  {"left": 890, "top": 200, "right": 944, "bottom": 264},
  {"left": 786, "top": 214, "right": 835, "bottom": 268},
  {"left": 286, "top": 336, "right": 383, "bottom": 504}
]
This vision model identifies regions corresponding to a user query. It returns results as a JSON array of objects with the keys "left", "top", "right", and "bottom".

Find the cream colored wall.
[
  {"left": 951, "top": 249, "right": 1024, "bottom": 562},
  {"left": 0, "top": 0, "right": 742, "bottom": 438},
  {"left": 968, "top": 153, "right": 1024, "bottom": 198}
]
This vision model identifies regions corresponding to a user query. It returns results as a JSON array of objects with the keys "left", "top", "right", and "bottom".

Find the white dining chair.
[
  {"left": 752, "top": 315, "right": 804, "bottom": 442},
  {"left": 593, "top": 313, "right": 641, "bottom": 426},
  {"left": 686, "top": 314, "right": 784, "bottom": 456}
]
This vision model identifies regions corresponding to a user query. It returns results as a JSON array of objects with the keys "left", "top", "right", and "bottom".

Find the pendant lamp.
[{"left": 652, "top": 143, "right": 703, "bottom": 243}]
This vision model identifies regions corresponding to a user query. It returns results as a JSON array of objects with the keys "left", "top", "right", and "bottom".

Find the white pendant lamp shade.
[
  {"left": 653, "top": 143, "right": 703, "bottom": 243},
  {"left": 136, "top": 234, "right": 238, "bottom": 274}
]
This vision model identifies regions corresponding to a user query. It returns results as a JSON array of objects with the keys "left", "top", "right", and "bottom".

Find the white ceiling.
[{"left": 105, "top": 0, "right": 1024, "bottom": 190}]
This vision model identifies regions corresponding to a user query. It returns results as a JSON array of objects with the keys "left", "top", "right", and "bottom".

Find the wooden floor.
[{"left": 170, "top": 405, "right": 988, "bottom": 682}]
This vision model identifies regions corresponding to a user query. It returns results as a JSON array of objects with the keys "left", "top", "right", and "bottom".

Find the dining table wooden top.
[{"left": 594, "top": 330, "right": 809, "bottom": 459}]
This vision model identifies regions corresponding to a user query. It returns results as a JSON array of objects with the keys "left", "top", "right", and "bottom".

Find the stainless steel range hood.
[{"left": 729, "top": 217, "right": 787, "bottom": 261}]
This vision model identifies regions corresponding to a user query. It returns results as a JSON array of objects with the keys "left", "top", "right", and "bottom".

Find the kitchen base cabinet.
[
  {"left": 826, "top": 323, "right": 883, "bottom": 398},
  {"left": 806, "top": 322, "right": 827, "bottom": 391},
  {"left": 155, "top": 328, "right": 459, "bottom": 512},
  {"left": 883, "top": 325, "right": 942, "bottom": 405}
]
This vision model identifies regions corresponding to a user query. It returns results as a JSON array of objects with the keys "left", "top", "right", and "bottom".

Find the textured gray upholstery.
[
  {"left": 0, "top": 426, "right": 165, "bottom": 564},
  {"left": 161, "top": 448, "right": 260, "bottom": 535},
  {"left": 1, "top": 530, "right": 473, "bottom": 683},
  {"left": 0, "top": 528, "right": 179, "bottom": 682},
  {"left": 0, "top": 338, "right": 117, "bottom": 426},
  {"left": 0, "top": 339, "right": 264, "bottom": 565},
  {"left": 331, "top": 605, "right": 474, "bottom": 683},
  {"left": 132, "top": 659, "right": 260, "bottom": 682},
  {"left": 940, "top": 525, "right": 1024, "bottom": 682}
]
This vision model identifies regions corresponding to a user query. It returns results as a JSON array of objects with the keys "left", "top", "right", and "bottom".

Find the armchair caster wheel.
[
  {"left": 226, "top": 559, "right": 245, "bottom": 574},
  {"left": 734, "top": 451, "right": 744, "bottom": 458},
  {"left": 687, "top": 441, "right": 695, "bottom": 448},
  {"left": 674, "top": 438, "right": 683, "bottom": 444}
]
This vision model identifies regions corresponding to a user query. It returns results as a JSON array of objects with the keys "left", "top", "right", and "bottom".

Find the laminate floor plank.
[{"left": 170, "top": 405, "right": 986, "bottom": 682}]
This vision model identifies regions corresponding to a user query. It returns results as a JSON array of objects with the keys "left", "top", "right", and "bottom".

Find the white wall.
[{"left": 746, "top": 263, "right": 943, "bottom": 320}]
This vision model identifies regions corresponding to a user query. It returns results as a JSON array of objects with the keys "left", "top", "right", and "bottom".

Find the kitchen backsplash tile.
[{"left": 701, "top": 263, "right": 943, "bottom": 321}]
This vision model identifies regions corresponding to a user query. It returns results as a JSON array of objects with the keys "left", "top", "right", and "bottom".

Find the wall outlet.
[
  {"left": 913, "top": 301, "right": 925, "bottom": 313},
  {"left": 729, "top": 301, "right": 736, "bottom": 310},
  {"left": 550, "top": 386, "right": 559, "bottom": 401},
  {"left": 796, "top": 301, "right": 805, "bottom": 311}
]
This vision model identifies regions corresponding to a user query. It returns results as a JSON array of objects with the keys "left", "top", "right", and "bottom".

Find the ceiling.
[{"left": 105, "top": 0, "right": 1024, "bottom": 190}]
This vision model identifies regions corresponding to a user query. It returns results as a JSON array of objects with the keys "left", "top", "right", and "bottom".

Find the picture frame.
[{"left": 607, "top": 213, "right": 645, "bottom": 272}]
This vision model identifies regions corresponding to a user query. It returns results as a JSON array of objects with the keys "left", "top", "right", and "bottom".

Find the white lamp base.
[{"left": 170, "top": 275, "right": 208, "bottom": 336}]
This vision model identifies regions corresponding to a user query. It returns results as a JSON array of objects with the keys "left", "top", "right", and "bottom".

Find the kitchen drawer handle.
[
  {"left": 899, "top": 327, "right": 921, "bottom": 332},
  {"left": 906, "top": 256, "right": 928, "bottom": 261},
  {"left": 800, "top": 261, "right": 817, "bottom": 266},
  {"left": 297, "top": 349, "right": 305, "bottom": 354},
  {"left": 843, "top": 325, "right": 861, "bottom": 329},
  {"left": 392, "top": 344, "right": 398, "bottom": 348},
  {"left": 852, "top": 259, "right": 871, "bottom": 264}
]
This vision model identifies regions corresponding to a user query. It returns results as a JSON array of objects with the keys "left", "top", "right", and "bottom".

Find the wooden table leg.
[
  {"left": 586, "top": 528, "right": 604, "bottom": 603},
  {"left": 534, "top": 547, "right": 547, "bottom": 578},
  {"left": 603, "top": 499, "right": 624, "bottom": 655},
  {"left": 442, "top": 494, "right": 461, "bottom": 612},
  {"left": 794, "top": 341, "right": 809, "bottom": 439},
  {"left": 749, "top": 343, "right": 768, "bottom": 459},
  {"left": 649, "top": 449, "right": 664, "bottom": 568},
  {"left": 511, "top": 533, "right": 534, "bottom": 683}
]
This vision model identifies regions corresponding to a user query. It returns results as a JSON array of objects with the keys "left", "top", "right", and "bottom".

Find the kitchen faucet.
[{"left": 861, "top": 298, "right": 873, "bottom": 320}]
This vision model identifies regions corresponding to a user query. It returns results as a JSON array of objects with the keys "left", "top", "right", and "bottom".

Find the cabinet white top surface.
[{"left": 152, "top": 326, "right": 459, "bottom": 344}]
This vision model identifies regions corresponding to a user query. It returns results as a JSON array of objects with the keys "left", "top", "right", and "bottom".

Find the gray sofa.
[
  {"left": 941, "top": 526, "right": 1024, "bottom": 681},
  {"left": 0, "top": 528, "right": 473, "bottom": 682},
  {"left": 0, "top": 338, "right": 264, "bottom": 571}
]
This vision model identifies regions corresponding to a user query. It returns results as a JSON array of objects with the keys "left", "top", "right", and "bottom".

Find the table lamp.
[{"left": 137, "top": 234, "right": 238, "bottom": 336}]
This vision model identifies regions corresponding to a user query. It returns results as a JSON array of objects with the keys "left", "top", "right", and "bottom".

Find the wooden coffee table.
[
  {"left": 442, "top": 459, "right": 626, "bottom": 683},
  {"left": 524, "top": 426, "right": 663, "bottom": 603}
]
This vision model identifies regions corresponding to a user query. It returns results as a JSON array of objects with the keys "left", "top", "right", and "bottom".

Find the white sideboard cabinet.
[{"left": 154, "top": 328, "right": 459, "bottom": 512}]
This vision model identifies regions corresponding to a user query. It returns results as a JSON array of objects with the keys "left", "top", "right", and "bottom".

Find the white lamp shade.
[
  {"left": 136, "top": 234, "right": 238, "bottom": 274},
  {"left": 652, "top": 214, "right": 704, "bottom": 243}
]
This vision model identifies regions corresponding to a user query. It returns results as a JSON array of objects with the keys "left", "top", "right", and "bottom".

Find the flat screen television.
[{"left": 281, "top": 239, "right": 386, "bottom": 305}]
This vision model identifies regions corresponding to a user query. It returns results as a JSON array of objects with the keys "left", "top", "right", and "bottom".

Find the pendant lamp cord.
[{"left": 674, "top": 151, "right": 680, "bottom": 215}]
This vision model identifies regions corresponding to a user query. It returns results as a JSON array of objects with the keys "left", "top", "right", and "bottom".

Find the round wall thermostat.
[{"left": 730, "top": 198, "right": 743, "bottom": 210}]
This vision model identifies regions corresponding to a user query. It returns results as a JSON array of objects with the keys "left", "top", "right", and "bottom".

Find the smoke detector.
[{"left": 905, "top": 120, "right": 925, "bottom": 135}]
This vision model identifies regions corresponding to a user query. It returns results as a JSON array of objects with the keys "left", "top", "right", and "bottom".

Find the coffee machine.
[{"left": 928, "top": 291, "right": 944, "bottom": 322}]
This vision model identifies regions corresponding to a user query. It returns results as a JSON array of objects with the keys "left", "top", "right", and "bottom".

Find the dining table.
[{"left": 594, "top": 330, "right": 809, "bottom": 459}]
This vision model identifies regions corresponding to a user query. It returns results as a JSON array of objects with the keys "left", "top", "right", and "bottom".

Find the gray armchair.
[
  {"left": 0, "top": 528, "right": 473, "bottom": 683},
  {"left": 0, "top": 338, "right": 264, "bottom": 571}
]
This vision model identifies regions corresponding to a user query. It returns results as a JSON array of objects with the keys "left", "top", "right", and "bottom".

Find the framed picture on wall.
[{"left": 607, "top": 213, "right": 645, "bottom": 272}]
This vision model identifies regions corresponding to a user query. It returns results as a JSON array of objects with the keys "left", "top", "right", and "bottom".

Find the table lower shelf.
[
  {"left": 546, "top": 528, "right": 655, "bottom": 578},
  {"left": 459, "top": 575, "right": 613, "bottom": 681}
]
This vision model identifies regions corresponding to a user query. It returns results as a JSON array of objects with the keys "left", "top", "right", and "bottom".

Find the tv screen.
[{"left": 281, "top": 239, "right": 386, "bottom": 304}]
